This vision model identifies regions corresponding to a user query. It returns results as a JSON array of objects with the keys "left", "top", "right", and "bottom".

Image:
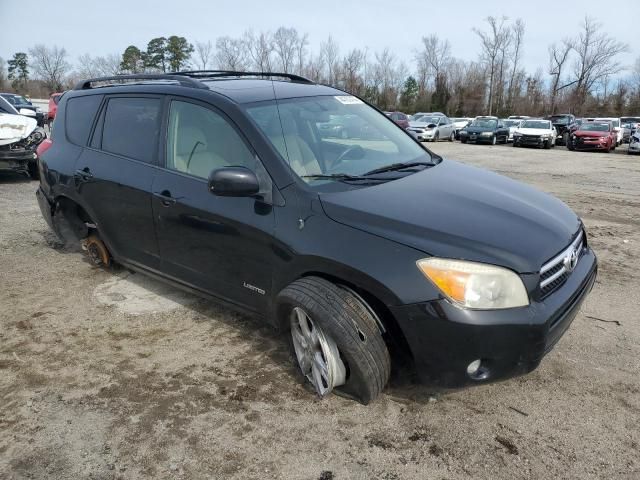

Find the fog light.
[
  {"left": 467, "top": 359, "right": 482, "bottom": 376},
  {"left": 466, "top": 359, "right": 490, "bottom": 380}
]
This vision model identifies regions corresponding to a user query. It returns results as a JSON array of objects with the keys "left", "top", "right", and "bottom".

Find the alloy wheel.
[{"left": 290, "top": 307, "right": 347, "bottom": 397}]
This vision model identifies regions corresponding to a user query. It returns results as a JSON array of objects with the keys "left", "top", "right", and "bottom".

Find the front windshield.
[
  {"left": 521, "top": 120, "right": 551, "bottom": 129},
  {"left": 471, "top": 118, "right": 497, "bottom": 128},
  {"left": 550, "top": 116, "right": 570, "bottom": 125},
  {"left": 246, "top": 95, "right": 433, "bottom": 186},
  {"left": 581, "top": 123, "right": 609, "bottom": 132}
]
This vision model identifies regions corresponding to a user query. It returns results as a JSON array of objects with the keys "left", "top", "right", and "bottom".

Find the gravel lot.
[{"left": 1, "top": 142, "right": 639, "bottom": 479}]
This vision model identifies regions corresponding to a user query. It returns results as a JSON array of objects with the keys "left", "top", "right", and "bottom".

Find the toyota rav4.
[{"left": 36, "top": 72, "right": 597, "bottom": 404}]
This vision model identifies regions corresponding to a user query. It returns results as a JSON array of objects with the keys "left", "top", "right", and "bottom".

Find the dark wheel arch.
[{"left": 275, "top": 271, "right": 414, "bottom": 368}]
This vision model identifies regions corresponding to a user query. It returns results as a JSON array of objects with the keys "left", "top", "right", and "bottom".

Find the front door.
[{"left": 152, "top": 99, "right": 276, "bottom": 311}]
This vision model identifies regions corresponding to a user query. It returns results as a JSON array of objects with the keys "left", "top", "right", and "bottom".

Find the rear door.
[
  {"left": 79, "top": 95, "right": 163, "bottom": 270},
  {"left": 151, "top": 98, "right": 276, "bottom": 311}
]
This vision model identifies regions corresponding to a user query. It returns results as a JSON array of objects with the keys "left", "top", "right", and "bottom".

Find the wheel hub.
[{"left": 290, "top": 307, "right": 346, "bottom": 397}]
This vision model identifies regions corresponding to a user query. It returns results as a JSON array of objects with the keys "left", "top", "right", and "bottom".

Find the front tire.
[
  {"left": 278, "top": 277, "right": 391, "bottom": 404},
  {"left": 449, "top": 131, "right": 455, "bottom": 142},
  {"left": 491, "top": 135, "right": 497, "bottom": 145}
]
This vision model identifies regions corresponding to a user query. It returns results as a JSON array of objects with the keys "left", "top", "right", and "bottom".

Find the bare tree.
[
  {"left": 295, "top": 33, "right": 309, "bottom": 75},
  {"left": 548, "top": 39, "right": 573, "bottom": 113},
  {"left": 77, "top": 53, "right": 121, "bottom": 78},
  {"left": 195, "top": 41, "right": 214, "bottom": 70},
  {"left": 29, "top": 44, "right": 70, "bottom": 91},
  {"left": 243, "top": 30, "right": 273, "bottom": 72},
  {"left": 342, "top": 48, "right": 366, "bottom": 94},
  {"left": 571, "top": 16, "right": 628, "bottom": 112},
  {"left": 0, "top": 57, "right": 6, "bottom": 90},
  {"left": 417, "top": 35, "right": 452, "bottom": 86},
  {"left": 473, "top": 16, "right": 511, "bottom": 115},
  {"left": 273, "top": 27, "right": 299, "bottom": 73},
  {"left": 215, "top": 37, "right": 248, "bottom": 71},
  {"left": 320, "top": 36, "right": 340, "bottom": 84},
  {"left": 506, "top": 19, "right": 525, "bottom": 111}
]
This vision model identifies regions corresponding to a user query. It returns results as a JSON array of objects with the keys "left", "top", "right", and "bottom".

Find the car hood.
[
  {"left": 408, "top": 121, "right": 434, "bottom": 128},
  {"left": 464, "top": 126, "right": 495, "bottom": 133},
  {"left": 516, "top": 128, "right": 551, "bottom": 135},
  {"left": 0, "top": 113, "right": 38, "bottom": 146},
  {"left": 319, "top": 160, "right": 580, "bottom": 273},
  {"left": 574, "top": 130, "right": 608, "bottom": 137}
]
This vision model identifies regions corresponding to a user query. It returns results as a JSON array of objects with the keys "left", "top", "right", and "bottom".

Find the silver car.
[{"left": 407, "top": 114, "right": 455, "bottom": 142}]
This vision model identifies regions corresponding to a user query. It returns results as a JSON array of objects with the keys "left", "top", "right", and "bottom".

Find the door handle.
[
  {"left": 153, "top": 190, "right": 177, "bottom": 207},
  {"left": 74, "top": 167, "right": 94, "bottom": 181}
]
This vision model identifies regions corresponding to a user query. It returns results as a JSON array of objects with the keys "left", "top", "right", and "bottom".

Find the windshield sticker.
[{"left": 335, "top": 96, "right": 363, "bottom": 105}]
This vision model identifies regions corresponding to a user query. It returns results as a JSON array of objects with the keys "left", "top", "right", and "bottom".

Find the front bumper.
[
  {"left": 390, "top": 248, "right": 597, "bottom": 387},
  {"left": 514, "top": 136, "right": 550, "bottom": 147},
  {"left": 409, "top": 130, "right": 436, "bottom": 141},
  {"left": 573, "top": 140, "right": 610, "bottom": 151},
  {"left": 0, "top": 148, "right": 36, "bottom": 174},
  {"left": 460, "top": 133, "right": 493, "bottom": 143}
]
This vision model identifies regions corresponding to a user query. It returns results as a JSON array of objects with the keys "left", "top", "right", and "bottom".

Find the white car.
[
  {"left": 594, "top": 117, "right": 623, "bottom": 146},
  {"left": 512, "top": 119, "right": 557, "bottom": 149},
  {"left": 502, "top": 119, "right": 523, "bottom": 142},
  {"left": 0, "top": 111, "right": 45, "bottom": 178},
  {"left": 629, "top": 131, "right": 640, "bottom": 155},
  {"left": 407, "top": 114, "right": 455, "bottom": 142},
  {"left": 450, "top": 117, "right": 473, "bottom": 138}
]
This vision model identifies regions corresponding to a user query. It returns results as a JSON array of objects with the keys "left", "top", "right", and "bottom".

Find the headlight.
[
  {"left": 480, "top": 131, "right": 493, "bottom": 136},
  {"left": 459, "top": 130, "right": 468, "bottom": 135},
  {"left": 416, "top": 258, "right": 529, "bottom": 309}
]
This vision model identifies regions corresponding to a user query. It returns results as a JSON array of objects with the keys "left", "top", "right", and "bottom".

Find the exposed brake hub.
[{"left": 81, "top": 234, "right": 111, "bottom": 267}]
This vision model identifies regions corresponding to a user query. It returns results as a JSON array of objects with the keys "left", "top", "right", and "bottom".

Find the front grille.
[{"left": 539, "top": 230, "right": 584, "bottom": 298}]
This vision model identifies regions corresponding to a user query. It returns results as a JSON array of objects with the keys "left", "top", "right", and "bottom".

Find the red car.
[
  {"left": 385, "top": 111, "right": 410, "bottom": 129},
  {"left": 47, "top": 92, "right": 64, "bottom": 124},
  {"left": 571, "top": 121, "right": 616, "bottom": 152}
]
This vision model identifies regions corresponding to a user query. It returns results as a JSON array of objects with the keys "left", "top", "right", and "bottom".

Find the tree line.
[{"left": 1, "top": 16, "right": 638, "bottom": 117}]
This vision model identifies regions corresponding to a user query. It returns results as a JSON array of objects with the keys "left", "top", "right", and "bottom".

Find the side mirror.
[
  {"left": 208, "top": 166, "right": 260, "bottom": 197},
  {"left": 19, "top": 108, "right": 36, "bottom": 117}
]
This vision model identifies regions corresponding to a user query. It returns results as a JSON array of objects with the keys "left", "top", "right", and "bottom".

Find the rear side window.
[
  {"left": 65, "top": 95, "right": 103, "bottom": 146},
  {"left": 101, "top": 97, "right": 161, "bottom": 163}
]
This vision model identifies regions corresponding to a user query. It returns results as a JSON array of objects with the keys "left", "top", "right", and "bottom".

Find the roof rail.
[
  {"left": 173, "top": 70, "right": 314, "bottom": 84},
  {"left": 74, "top": 74, "right": 208, "bottom": 90}
]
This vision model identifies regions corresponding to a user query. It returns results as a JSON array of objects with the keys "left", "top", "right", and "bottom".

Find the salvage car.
[
  {"left": 0, "top": 111, "right": 46, "bottom": 178},
  {"left": 548, "top": 114, "right": 575, "bottom": 146},
  {"left": 628, "top": 131, "right": 640, "bottom": 155},
  {"left": 384, "top": 111, "right": 410, "bottom": 129},
  {"left": 0, "top": 93, "right": 46, "bottom": 127},
  {"left": 513, "top": 119, "right": 557, "bottom": 149},
  {"left": 459, "top": 116, "right": 510, "bottom": 145},
  {"left": 47, "top": 92, "right": 64, "bottom": 125},
  {"left": 450, "top": 117, "right": 473, "bottom": 139},
  {"left": 502, "top": 119, "right": 523, "bottom": 142},
  {"left": 593, "top": 117, "right": 623, "bottom": 146},
  {"left": 571, "top": 121, "right": 616, "bottom": 152},
  {"left": 407, "top": 114, "right": 455, "bottom": 142},
  {"left": 36, "top": 72, "right": 597, "bottom": 404}
]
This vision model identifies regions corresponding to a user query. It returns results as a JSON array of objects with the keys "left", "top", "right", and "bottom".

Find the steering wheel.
[{"left": 332, "top": 145, "right": 365, "bottom": 169}]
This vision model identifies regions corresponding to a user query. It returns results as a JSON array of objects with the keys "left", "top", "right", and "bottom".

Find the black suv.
[{"left": 36, "top": 72, "right": 597, "bottom": 404}]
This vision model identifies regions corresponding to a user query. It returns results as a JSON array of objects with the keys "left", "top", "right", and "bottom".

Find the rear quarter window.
[
  {"left": 65, "top": 95, "right": 103, "bottom": 146},
  {"left": 101, "top": 97, "right": 162, "bottom": 163}
]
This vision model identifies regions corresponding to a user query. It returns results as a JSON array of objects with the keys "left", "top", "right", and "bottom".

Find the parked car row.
[{"left": 393, "top": 110, "right": 638, "bottom": 154}]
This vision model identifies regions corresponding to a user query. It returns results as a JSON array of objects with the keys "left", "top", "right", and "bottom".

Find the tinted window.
[
  {"left": 65, "top": 95, "right": 103, "bottom": 146},
  {"left": 101, "top": 97, "right": 161, "bottom": 163},
  {"left": 166, "top": 100, "right": 256, "bottom": 179}
]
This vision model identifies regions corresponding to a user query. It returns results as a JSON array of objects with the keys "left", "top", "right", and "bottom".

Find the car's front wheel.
[{"left": 278, "top": 277, "right": 390, "bottom": 404}]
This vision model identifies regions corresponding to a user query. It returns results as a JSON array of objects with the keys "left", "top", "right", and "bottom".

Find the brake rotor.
[{"left": 82, "top": 234, "right": 111, "bottom": 267}]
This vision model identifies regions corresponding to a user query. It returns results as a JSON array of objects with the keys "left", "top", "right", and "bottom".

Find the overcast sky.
[{"left": 1, "top": 0, "right": 637, "bottom": 79}]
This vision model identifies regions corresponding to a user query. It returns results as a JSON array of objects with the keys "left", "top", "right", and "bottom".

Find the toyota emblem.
[{"left": 564, "top": 248, "right": 579, "bottom": 272}]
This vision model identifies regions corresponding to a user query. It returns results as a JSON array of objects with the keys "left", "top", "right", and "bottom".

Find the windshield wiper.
[
  {"left": 301, "top": 173, "right": 379, "bottom": 182},
  {"left": 363, "top": 161, "right": 434, "bottom": 176}
]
